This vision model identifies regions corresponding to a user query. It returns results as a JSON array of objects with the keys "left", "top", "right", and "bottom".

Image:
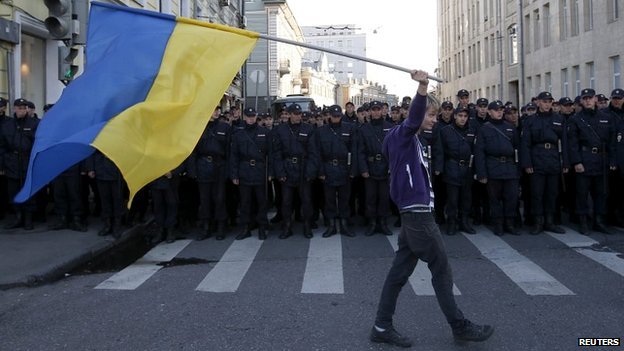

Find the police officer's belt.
[
  {"left": 367, "top": 154, "right": 384, "bottom": 162},
  {"left": 488, "top": 155, "right": 512, "bottom": 162},
  {"left": 534, "top": 142, "right": 554, "bottom": 149},
  {"left": 581, "top": 146, "right": 604, "bottom": 154},
  {"left": 325, "top": 158, "right": 347, "bottom": 166},
  {"left": 449, "top": 158, "right": 470, "bottom": 166}
]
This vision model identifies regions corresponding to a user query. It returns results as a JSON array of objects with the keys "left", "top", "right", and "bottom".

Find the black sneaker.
[
  {"left": 453, "top": 319, "right": 494, "bottom": 342},
  {"left": 369, "top": 326, "right": 412, "bottom": 348}
]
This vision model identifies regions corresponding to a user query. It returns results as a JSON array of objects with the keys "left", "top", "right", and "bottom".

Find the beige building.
[{"left": 438, "top": 0, "right": 624, "bottom": 106}]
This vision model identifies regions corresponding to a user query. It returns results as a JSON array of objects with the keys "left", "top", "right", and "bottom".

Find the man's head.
[
  {"left": 454, "top": 106, "right": 469, "bottom": 127},
  {"left": 13, "top": 98, "right": 29, "bottom": 118},
  {"left": 26, "top": 101, "right": 36, "bottom": 117},
  {"left": 345, "top": 101, "right": 355, "bottom": 114},
  {"left": 610, "top": 88, "right": 624, "bottom": 109},
  {"left": 328, "top": 105, "right": 343, "bottom": 122},
  {"left": 287, "top": 103, "right": 303, "bottom": 124},
  {"left": 440, "top": 101, "right": 454, "bottom": 122},
  {"left": 211, "top": 105, "right": 221, "bottom": 120},
  {"left": 0, "top": 97, "right": 6, "bottom": 114},
  {"left": 243, "top": 107, "right": 258, "bottom": 124},
  {"left": 504, "top": 105, "right": 519, "bottom": 125},
  {"left": 487, "top": 100, "right": 505, "bottom": 120},
  {"left": 597, "top": 93, "right": 609, "bottom": 109},
  {"left": 580, "top": 88, "right": 597, "bottom": 110},
  {"left": 525, "top": 102, "right": 537, "bottom": 116},
  {"left": 369, "top": 101, "right": 383, "bottom": 120},
  {"left": 536, "top": 91, "right": 554, "bottom": 112},
  {"left": 420, "top": 94, "right": 440, "bottom": 131},
  {"left": 390, "top": 106, "right": 401, "bottom": 122},
  {"left": 476, "top": 97, "right": 489, "bottom": 116},
  {"left": 558, "top": 97, "right": 574, "bottom": 115},
  {"left": 457, "top": 89, "right": 470, "bottom": 107}
]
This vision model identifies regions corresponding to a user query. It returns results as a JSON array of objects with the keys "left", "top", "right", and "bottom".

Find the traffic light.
[
  {"left": 44, "top": 0, "right": 74, "bottom": 42},
  {"left": 58, "top": 46, "right": 79, "bottom": 84}
]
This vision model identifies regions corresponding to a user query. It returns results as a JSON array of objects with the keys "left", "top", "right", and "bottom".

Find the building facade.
[
  {"left": 301, "top": 25, "right": 367, "bottom": 84},
  {"left": 438, "top": 0, "right": 624, "bottom": 106},
  {"left": 301, "top": 52, "right": 338, "bottom": 107}
]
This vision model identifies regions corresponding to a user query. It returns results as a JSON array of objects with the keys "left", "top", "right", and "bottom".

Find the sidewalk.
[{"left": 0, "top": 216, "right": 146, "bottom": 289}]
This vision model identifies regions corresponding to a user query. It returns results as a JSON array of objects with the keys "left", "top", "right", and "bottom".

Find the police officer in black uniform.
[
  {"left": 604, "top": 89, "right": 624, "bottom": 227},
  {"left": 230, "top": 107, "right": 271, "bottom": 240},
  {"left": 357, "top": 100, "right": 393, "bottom": 236},
  {"left": 0, "top": 97, "right": 9, "bottom": 220},
  {"left": 475, "top": 100, "right": 520, "bottom": 236},
  {"left": 432, "top": 101, "right": 455, "bottom": 223},
  {"left": 189, "top": 106, "right": 231, "bottom": 240},
  {"left": 433, "top": 106, "right": 477, "bottom": 235},
  {"left": 520, "top": 92, "right": 568, "bottom": 235},
  {"left": 469, "top": 98, "right": 490, "bottom": 226},
  {"left": 557, "top": 97, "right": 577, "bottom": 223},
  {"left": 50, "top": 163, "right": 86, "bottom": 232},
  {"left": 312, "top": 104, "right": 357, "bottom": 237},
  {"left": 150, "top": 163, "right": 184, "bottom": 244},
  {"left": 272, "top": 103, "right": 316, "bottom": 239},
  {"left": 568, "top": 88, "right": 617, "bottom": 234},
  {"left": 0, "top": 98, "right": 39, "bottom": 230}
]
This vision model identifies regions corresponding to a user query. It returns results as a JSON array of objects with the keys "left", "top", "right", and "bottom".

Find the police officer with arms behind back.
[
  {"left": 520, "top": 91, "right": 568, "bottom": 235},
  {"left": 271, "top": 103, "right": 316, "bottom": 239},
  {"left": 567, "top": 88, "right": 617, "bottom": 234},
  {"left": 312, "top": 104, "right": 357, "bottom": 237},
  {"left": 357, "top": 100, "right": 394, "bottom": 236}
]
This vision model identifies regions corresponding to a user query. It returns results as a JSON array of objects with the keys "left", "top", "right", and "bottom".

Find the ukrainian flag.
[{"left": 15, "top": 2, "right": 258, "bottom": 204}]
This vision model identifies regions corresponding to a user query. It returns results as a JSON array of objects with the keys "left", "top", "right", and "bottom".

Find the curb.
[{"left": 0, "top": 222, "right": 149, "bottom": 290}]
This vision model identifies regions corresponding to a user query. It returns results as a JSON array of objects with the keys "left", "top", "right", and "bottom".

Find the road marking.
[
  {"left": 386, "top": 232, "right": 461, "bottom": 296},
  {"left": 196, "top": 238, "right": 264, "bottom": 293},
  {"left": 464, "top": 232, "right": 574, "bottom": 295},
  {"left": 95, "top": 240, "right": 192, "bottom": 290},
  {"left": 301, "top": 234, "right": 344, "bottom": 294},
  {"left": 549, "top": 229, "right": 624, "bottom": 277}
]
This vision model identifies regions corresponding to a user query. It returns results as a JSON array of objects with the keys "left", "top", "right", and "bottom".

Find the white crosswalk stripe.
[
  {"left": 301, "top": 234, "right": 344, "bottom": 294},
  {"left": 386, "top": 232, "right": 461, "bottom": 295},
  {"left": 463, "top": 231, "right": 575, "bottom": 295},
  {"left": 549, "top": 229, "right": 624, "bottom": 277},
  {"left": 95, "top": 239, "right": 192, "bottom": 290},
  {"left": 196, "top": 238, "right": 264, "bottom": 293}
]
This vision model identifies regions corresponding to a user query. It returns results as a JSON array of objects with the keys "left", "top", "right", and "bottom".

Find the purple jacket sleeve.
[{"left": 402, "top": 93, "right": 427, "bottom": 133}]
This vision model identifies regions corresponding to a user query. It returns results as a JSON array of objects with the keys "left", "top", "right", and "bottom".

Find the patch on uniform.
[
  {"left": 257, "top": 134, "right": 266, "bottom": 137},
  {"left": 299, "top": 133, "right": 308, "bottom": 137},
  {"left": 618, "top": 133, "right": 622, "bottom": 143},
  {"left": 342, "top": 133, "right": 350, "bottom": 136},
  {"left": 383, "top": 128, "right": 391, "bottom": 132},
  {"left": 506, "top": 129, "right": 513, "bottom": 132},
  {"left": 23, "top": 128, "right": 32, "bottom": 131},
  {"left": 467, "top": 134, "right": 474, "bottom": 137},
  {"left": 553, "top": 122, "right": 562, "bottom": 126},
  {"left": 424, "top": 130, "right": 432, "bottom": 134},
  {"left": 599, "top": 120, "right": 609, "bottom": 124},
  {"left": 217, "top": 132, "right": 226, "bottom": 135}
]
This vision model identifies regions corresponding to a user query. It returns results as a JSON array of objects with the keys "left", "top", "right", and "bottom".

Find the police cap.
[
  {"left": 558, "top": 97, "right": 574, "bottom": 105},
  {"left": 287, "top": 103, "right": 302, "bottom": 114},
  {"left": 476, "top": 98, "right": 489, "bottom": 106},
  {"left": 580, "top": 88, "right": 596, "bottom": 98},
  {"left": 487, "top": 100, "right": 504, "bottom": 110},
  {"left": 243, "top": 107, "right": 257, "bottom": 116},
  {"left": 611, "top": 89, "right": 624, "bottom": 99},
  {"left": 526, "top": 102, "right": 537, "bottom": 110},
  {"left": 13, "top": 98, "right": 28, "bottom": 107},
  {"left": 369, "top": 101, "right": 383, "bottom": 110},
  {"left": 328, "top": 105, "right": 343, "bottom": 117},
  {"left": 441, "top": 101, "right": 454, "bottom": 109},
  {"left": 537, "top": 91, "right": 554, "bottom": 101},
  {"left": 456, "top": 89, "right": 469, "bottom": 98},
  {"left": 596, "top": 94, "right": 608, "bottom": 102},
  {"left": 454, "top": 106, "right": 469, "bottom": 114}
]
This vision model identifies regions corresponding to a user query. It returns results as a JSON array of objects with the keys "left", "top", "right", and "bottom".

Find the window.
[
  {"left": 586, "top": 61, "right": 595, "bottom": 88},
  {"left": 545, "top": 72, "right": 552, "bottom": 92},
  {"left": 536, "top": 74, "right": 542, "bottom": 93},
  {"left": 613, "top": 56, "right": 621, "bottom": 89},
  {"left": 561, "top": 68, "right": 569, "bottom": 97},
  {"left": 20, "top": 33, "right": 46, "bottom": 111},
  {"left": 573, "top": 65, "right": 580, "bottom": 96},
  {"left": 490, "top": 34, "right": 496, "bottom": 66},
  {"left": 524, "top": 14, "right": 531, "bottom": 53},
  {"left": 571, "top": 0, "right": 579, "bottom": 36},
  {"left": 560, "top": 0, "right": 568, "bottom": 40},
  {"left": 534, "top": 10, "right": 540, "bottom": 50},
  {"left": 527, "top": 76, "right": 533, "bottom": 98},
  {"left": 477, "top": 41, "right": 481, "bottom": 71},
  {"left": 584, "top": 0, "right": 593, "bottom": 31},
  {"left": 608, "top": 0, "right": 619, "bottom": 22},
  {"left": 543, "top": 4, "right": 551, "bottom": 46},
  {"left": 508, "top": 24, "right": 518, "bottom": 64},
  {"left": 484, "top": 36, "right": 490, "bottom": 68}
]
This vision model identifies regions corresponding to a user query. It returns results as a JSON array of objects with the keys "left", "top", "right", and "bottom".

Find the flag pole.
[{"left": 257, "top": 33, "right": 445, "bottom": 83}]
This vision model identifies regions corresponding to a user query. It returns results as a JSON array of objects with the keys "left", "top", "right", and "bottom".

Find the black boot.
[
  {"left": 23, "top": 212, "right": 34, "bottom": 230},
  {"left": 544, "top": 214, "right": 565, "bottom": 234},
  {"left": 50, "top": 215, "right": 68, "bottom": 230},
  {"left": 339, "top": 218, "right": 355, "bottom": 237},
  {"left": 111, "top": 218, "right": 122, "bottom": 239},
  {"left": 364, "top": 218, "right": 377, "bottom": 236},
  {"left": 152, "top": 227, "right": 165, "bottom": 244},
  {"left": 98, "top": 218, "right": 112, "bottom": 236},
  {"left": 215, "top": 221, "right": 226, "bottom": 240},
  {"left": 70, "top": 216, "right": 87, "bottom": 232},
  {"left": 459, "top": 215, "right": 476, "bottom": 234},
  {"left": 279, "top": 220, "right": 293, "bottom": 239},
  {"left": 165, "top": 228, "right": 176, "bottom": 243},
  {"left": 4, "top": 212, "right": 24, "bottom": 229},
  {"left": 492, "top": 219, "right": 504, "bottom": 236},
  {"left": 504, "top": 218, "right": 519, "bottom": 235},
  {"left": 578, "top": 215, "right": 590, "bottom": 234},
  {"left": 258, "top": 225, "right": 268, "bottom": 240},
  {"left": 199, "top": 220, "right": 212, "bottom": 241},
  {"left": 594, "top": 215, "right": 613, "bottom": 234},
  {"left": 322, "top": 219, "right": 338, "bottom": 238},
  {"left": 530, "top": 216, "right": 544, "bottom": 235},
  {"left": 302, "top": 221, "right": 313, "bottom": 238},
  {"left": 379, "top": 217, "right": 393, "bottom": 236},
  {"left": 235, "top": 225, "right": 252, "bottom": 240},
  {"left": 446, "top": 218, "right": 458, "bottom": 236},
  {"left": 269, "top": 212, "right": 283, "bottom": 224}
]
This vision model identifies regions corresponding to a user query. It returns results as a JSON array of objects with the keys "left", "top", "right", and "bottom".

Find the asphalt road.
[{"left": 1, "top": 223, "right": 623, "bottom": 351}]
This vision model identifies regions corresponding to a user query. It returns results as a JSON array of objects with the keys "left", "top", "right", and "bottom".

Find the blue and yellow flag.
[{"left": 16, "top": 2, "right": 258, "bottom": 204}]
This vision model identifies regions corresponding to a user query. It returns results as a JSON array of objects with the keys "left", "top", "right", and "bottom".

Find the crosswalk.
[{"left": 93, "top": 225, "right": 624, "bottom": 296}]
